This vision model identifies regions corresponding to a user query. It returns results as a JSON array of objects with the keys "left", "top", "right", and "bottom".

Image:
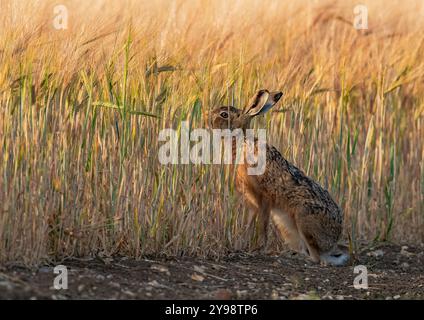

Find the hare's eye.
[{"left": 220, "top": 111, "right": 229, "bottom": 119}]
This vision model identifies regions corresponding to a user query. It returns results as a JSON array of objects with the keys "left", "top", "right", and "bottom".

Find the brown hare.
[{"left": 210, "top": 89, "right": 349, "bottom": 266}]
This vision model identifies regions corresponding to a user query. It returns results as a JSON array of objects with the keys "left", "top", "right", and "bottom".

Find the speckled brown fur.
[{"left": 210, "top": 89, "right": 349, "bottom": 266}]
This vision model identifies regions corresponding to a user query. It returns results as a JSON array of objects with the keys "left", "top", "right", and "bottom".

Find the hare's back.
[{"left": 261, "top": 145, "right": 343, "bottom": 224}]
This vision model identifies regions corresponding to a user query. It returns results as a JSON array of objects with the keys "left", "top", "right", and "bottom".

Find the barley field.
[{"left": 0, "top": 0, "right": 423, "bottom": 266}]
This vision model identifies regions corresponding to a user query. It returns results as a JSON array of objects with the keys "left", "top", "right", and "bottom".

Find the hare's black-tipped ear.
[{"left": 244, "top": 89, "right": 283, "bottom": 116}]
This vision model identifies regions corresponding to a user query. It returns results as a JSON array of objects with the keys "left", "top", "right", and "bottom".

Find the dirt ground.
[{"left": 0, "top": 243, "right": 423, "bottom": 300}]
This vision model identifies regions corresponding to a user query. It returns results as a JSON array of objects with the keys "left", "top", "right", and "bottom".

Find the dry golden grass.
[{"left": 0, "top": 0, "right": 423, "bottom": 264}]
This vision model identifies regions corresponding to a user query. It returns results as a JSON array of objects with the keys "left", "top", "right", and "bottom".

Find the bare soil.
[{"left": 0, "top": 243, "right": 423, "bottom": 300}]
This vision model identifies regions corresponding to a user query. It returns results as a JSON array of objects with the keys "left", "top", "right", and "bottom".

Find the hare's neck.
[{"left": 231, "top": 135, "right": 246, "bottom": 164}]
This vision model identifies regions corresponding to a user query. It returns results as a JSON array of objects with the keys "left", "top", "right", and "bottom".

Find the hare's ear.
[{"left": 244, "top": 89, "right": 283, "bottom": 116}]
